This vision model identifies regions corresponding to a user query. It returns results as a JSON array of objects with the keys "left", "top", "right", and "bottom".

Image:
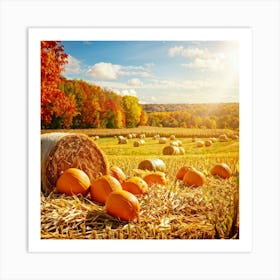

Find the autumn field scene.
[{"left": 41, "top": 40, "right": 239, "bottom": 240}]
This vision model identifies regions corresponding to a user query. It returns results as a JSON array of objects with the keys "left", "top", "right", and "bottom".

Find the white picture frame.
[{"left": 1, "top": 1, "right": 279, "bottom": 279}]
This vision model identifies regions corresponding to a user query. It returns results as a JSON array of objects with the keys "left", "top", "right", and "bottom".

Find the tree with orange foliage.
[{"left": 41, "top": 41, "right": 76, "bottom": 128}]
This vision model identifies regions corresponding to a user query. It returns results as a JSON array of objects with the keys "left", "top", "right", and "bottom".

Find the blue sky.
[{"left": 61, "top": 40, "right": 239, "bottom": 104}]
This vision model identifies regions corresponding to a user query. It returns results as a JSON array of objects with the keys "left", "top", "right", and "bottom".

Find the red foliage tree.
[{"left": 41, "top": 41, "right": 76, "bottom": 128}]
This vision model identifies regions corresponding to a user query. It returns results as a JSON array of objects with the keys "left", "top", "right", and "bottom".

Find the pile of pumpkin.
[{"left": 54, "top": 158, "right": 232, "bottom": 223}]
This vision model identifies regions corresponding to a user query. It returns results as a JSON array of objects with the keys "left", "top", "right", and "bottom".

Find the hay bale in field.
[
  {"left": 163, "top": 145, "right": 185, "bottom": 155},
  {"left": 170, "top": 141, "right": 179, "bottom": 147},
  {"left": 205, "top": 140, "right": 212, "bottom": 147},
  {"left": 196, "top": 140, "right": 204, "bottom": 147},
  {"left": 170, "top": 135, "right": 176, "bottom": 140},
  {"left": 138, "top": 159, "right": 166, "bottom": 172},
  {"left": 127, "top": 133, "right": 133, "bottom": 139},
  {"left": 133, "top": 139, "right": 145, "bottom": 147},
  {"left": 219, "top": 134, "right": 228, "bottom": 142},
  {"left": 209, "top": 137, "right": 217, "bottom": 143},
  {"left": 118, "top": 136, "right": 128, "bottom": 144},
  {"left": 158, "top": 137, "right": 167, "bottom": 144},
  {"left": 231, "top": 134, "right": 239, "bottom": 140},
  {"left": 170, "top": 140, "right": 182, "bottom": 147},
  {"left": 152, "top": 134, "right": 160, "bottom": 140},
  {"left": 137, "top": 133, "right": 146, "bottom": 139},
  {"left": 41, "top": 132, "right": 108, "bottom": 194}
]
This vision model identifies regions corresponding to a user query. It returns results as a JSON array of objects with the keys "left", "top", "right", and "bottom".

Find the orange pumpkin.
[
  {"left": 211, "top": 163, "right": 232, "bottom": 179},
  {"left": 176, "top": 166, "right": 191, "bottom": 180},
  {"left": 109, "top": 166, "right": 127, "bottom": 183},
  {"left": 90, "top": 175, "right": 122, "bottom": 204},
  {"left": 143, "top": 172, "right": 167, "bottom": 186},
  {"left": 56, "top": 168, "right": 91, "bottom": 196},
  {"left": 182, "top": 167, "right": 206, "bottom": 187},
  {"left": 105, "top": 190, "right": 140, "bottom": 221},
  {"left": 122, "top": 176, "right": 148, "bottom": 195}
]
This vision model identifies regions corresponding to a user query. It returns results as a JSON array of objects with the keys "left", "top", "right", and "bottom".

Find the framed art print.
[{"left": 28, "top": 27, "right": 252, "bottom": 253}]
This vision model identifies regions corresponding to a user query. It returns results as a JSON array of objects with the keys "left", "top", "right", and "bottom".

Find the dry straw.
[
  {"left": 41, "top": 132, "right": 108, "bottom": 194},
  {"left": 41, "top": 175, "right": 239, "bottom": 239}
]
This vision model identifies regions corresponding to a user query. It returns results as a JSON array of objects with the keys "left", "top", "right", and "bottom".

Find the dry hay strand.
[
  {"left": 41, "top": 132, "right": 108, "bottom": 194},
  {"left": 41, "top": 175, "right": 239, "bottom": 239},
  {"left": 138, "top": 159, "right": 166, "bottom": 172}
]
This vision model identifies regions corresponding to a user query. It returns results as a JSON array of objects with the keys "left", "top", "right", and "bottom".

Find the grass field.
[{"left": 41, "top": 127, "right": 239, "bottom": 240}]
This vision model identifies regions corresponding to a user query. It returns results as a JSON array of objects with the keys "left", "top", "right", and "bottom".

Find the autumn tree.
[
  {"left": 41, "top": 41, "right": 76, "bottom": 128},
  {"left": 122, "top": 95, "right": 143, "bottom": 128}
]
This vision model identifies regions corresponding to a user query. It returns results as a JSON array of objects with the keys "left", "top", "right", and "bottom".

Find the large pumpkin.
[
  {"left": 122, "top": 176, "right": 148, "bottom": 195},
  {"left": 211, "top": 163, "right": 232, "bottom": 179},
  {"left": 109, "top": 166, "right": 127, "bottom": 183},
  {"left": 56, "top": 168, "right": 91, "bottom": 196},
  {"left": 105, "top": 190, "right": 140, "bottom": 221},
  {"left": 143, "top": 172, "right": 167, "bottom": 186},
  {"left": 176, "top": 166, "right": 191, "bottom": 180},
  {"left": 182, "top": 167, "right": 206, "bottom": 187},
  {"left": 90, "top": 175, "right": 122, "bottom": 204}
]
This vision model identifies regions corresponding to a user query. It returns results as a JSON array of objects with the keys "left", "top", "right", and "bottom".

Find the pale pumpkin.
[
  {"left": 90, "top": 175, "right": 122, "bottom": 204},
  {"left": 182, "top": 167, "right": 206, "bottom": 187},
  {"left": 211, "top": 163, "right": 232, "bottom": 179},
  {"left": 56, "top": 168, "right": 91, "bottom": 196},
  {"left": 105, "top": 190, "right": 140, "bottom": 221},
  {"left": 122, "top": 176, "right": 148, "bottom": 195}
]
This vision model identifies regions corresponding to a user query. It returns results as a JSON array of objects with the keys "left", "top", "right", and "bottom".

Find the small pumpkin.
[
  {"left": 109, "top": 166, "right": 127, "bottom": 183},
  {"left": 90, "top": 175, "right": 122, "bottom": 204},
  {"left": 105, "top": 190, "right": 140, "bottom": 221},
  {"left": 56, "top": 168, "right": 91, "bottom": 196},
  {"left": 143, "top": 172, "right": 167, "bottom": 186},
  {"left": 211, "top": 163, "right": 232, "bottom": 179},
  {"left": 182, "top": 167, "right": 206, "bottom": 187},
  {"left": 176, "top": 166, "right": 191, "bottom": 180},
  {"left": 122, "top": 176, "right": 148, "bottom": 195}
]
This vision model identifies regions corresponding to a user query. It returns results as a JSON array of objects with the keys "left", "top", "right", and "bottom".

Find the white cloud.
[
  {"left": 168, "top": 46, "right": 233, "bottom": 72},
  {"left": 86, "top": 62, "right": 153, "bottom": 80},
  {"left": 168, "top": 46, "right": 210, "bottom": 59},
  {"left": 86, "top": 62, "right": 121, "bottom": 80},
  {"left": 64, "top": 55, "right": 82, "bottom": 74},
  {"left": 127, "top": 78, "right": 143, "bottom": 87}
]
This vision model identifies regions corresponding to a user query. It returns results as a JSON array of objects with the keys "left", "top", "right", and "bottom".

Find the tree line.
[
  {"left": 143, "top": 103, "right": 239, "bottom": 129},
  {"left": 41, "top": 41, "right": 239, "bottom": 130}
]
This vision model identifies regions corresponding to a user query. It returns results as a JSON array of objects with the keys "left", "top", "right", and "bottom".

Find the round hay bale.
[
  {"left": 133, "top": 139, "right": 145, "bottom": 147},
  {"left": 205, "top": 140, "right": 212, "bottom": 147},
  {"left": 41, "top": 132, "right": 108, "bottom": 194},
  {"left": 170, "top": 141, "right": 179, "bottom": 147},
  {"left": 196, "top": 140, "right": 204, "bottom": 147},
  {"left": 209, "top": 137, "right": 217, "bottom": 143},
  {"left": 159, "top": 137, "right": 167, "bottom": 144},
  {"left": 138, "top": 159, "right": 166, "bottom": 172},
  {"left": 219, "top": 134, "right": 228, "bottom": 142},
  {"left": 170, "top": 135, "right": 176, "bottom": 140},
  {"left": 163, "top": 146, "right": 184, "bottom": 155}
]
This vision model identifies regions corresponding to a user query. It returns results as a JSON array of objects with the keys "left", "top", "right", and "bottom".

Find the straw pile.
[
  {"left": 41, "top": 132, "right": 108, "bottom": 194},
  {"left": 133, "top": 139, "right": 145, "bottom": 147},
  {"left": 41, "top": 175, "right": 239, "bottom": 239}
]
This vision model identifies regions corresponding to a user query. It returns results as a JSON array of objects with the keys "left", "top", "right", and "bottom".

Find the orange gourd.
[
  {"left": 105, "top": 190, "right": 140, "bottom": 221},
  {"left": 109, "top": 166, "right": 127, "bottom": 183},
  {"left": 90, "top": 175, "right": 122, "bottom": 204},
  {"left": 211, "top": 163, "right": 232, "bottom": 179},
  {"left": 122, "top": 177, "right": 148, "bottom": 195},
  {"left": 182, "top": 167, "right": 206, "bottom": 187},
  {"left": 56, "top": 168, "right": 91, "bottom": 196},
  {"left": 176, "top": 166, "right": 191, "bottom": 180},
  {"left": 143, "top": 172, "right": 167, "bottom": 186}
]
